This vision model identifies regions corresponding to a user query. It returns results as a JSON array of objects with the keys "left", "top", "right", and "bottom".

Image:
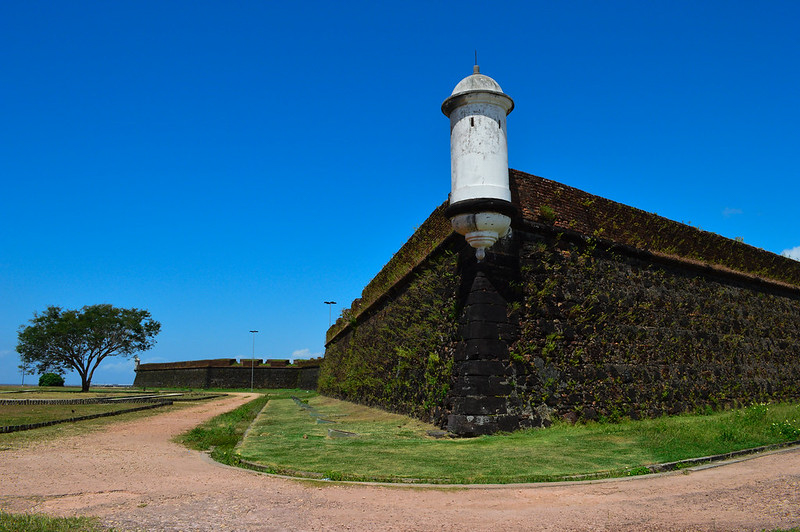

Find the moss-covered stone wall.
[
  {"left": 133, "top": 361, "right": 320, "bottom": 389},
  {"left": 511, "top": 169, "right": 800, "bottom": 287},
  {"left": 321, "top": 169, "right": 800, "bottom": 434},
  {"left": 318, "top": 248, "right": 460, "bottom": 425},
  {"left": 325, "top": 202, "right": 455, "bottom": 345},
  {"left": 504, "top": 224, "right": 800, "bottom": 423}
]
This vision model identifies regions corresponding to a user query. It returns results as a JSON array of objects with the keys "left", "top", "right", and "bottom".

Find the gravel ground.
[{"left": 1, "top": 392, "right": 799, "bottom": 531}]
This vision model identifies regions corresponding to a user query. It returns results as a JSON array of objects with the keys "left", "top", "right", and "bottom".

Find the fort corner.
[{"left": 318, "top": 66, "right": 800, "bottom": 436}]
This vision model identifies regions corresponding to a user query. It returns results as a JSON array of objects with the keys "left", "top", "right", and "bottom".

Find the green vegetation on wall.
[
  {"left": 325, "top": 202, "right": 454, "bottom": 344},
  {"left": 509, "top": 230, "right": 800, "bottom": 422},
  {"left": 510, "top": 169, "right": 800, "bottom": 288},
  {"left": 322, "top": 170, "right": 800, "bottom": 434},
  {"left": 319, "top": 250, "right": 459, "bottom": 425}
]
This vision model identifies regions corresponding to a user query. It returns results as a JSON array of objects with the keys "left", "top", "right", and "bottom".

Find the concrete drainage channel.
[{"left": 290, "top": 395, "right": 357, "bottom": 438}]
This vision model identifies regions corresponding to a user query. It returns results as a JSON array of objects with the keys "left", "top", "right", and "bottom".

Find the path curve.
[{"left": 1, "top": 393, "right": 799, "bottom": 531}]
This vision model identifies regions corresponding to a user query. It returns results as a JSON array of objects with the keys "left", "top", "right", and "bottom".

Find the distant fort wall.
[
  {"left": 320, "top": 169, "right": 800, "bottom": 435},
  {"left": 133, "top": 358, "right": 320, "bottom": 389}
]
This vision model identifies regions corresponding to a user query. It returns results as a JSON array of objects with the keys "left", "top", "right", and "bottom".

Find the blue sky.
[{"left": 1, "top": 1, "right": 798, "bottom": 386}]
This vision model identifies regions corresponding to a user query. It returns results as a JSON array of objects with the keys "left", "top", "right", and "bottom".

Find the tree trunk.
[{"left": 81, "top": 374, "right": 90, "bottom": 392}]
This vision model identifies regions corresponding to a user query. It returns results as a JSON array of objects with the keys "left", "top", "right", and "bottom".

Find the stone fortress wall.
[
  {"left": 319, "top": 169, "right": 800, "bottom": 435},
  {"left": 133, "top": 358, "right": 320, "bottom": 389}
]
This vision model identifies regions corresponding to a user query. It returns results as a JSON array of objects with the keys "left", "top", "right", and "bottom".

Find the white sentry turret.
[{"left": 442, "top": 65, "right": 515, "bottom": 260}]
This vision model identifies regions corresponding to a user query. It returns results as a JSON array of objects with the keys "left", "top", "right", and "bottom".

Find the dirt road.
[{"left": 1, "top": 393, "right": 798, "bottom": 531}]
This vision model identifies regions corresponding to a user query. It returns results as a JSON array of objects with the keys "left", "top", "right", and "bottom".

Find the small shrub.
[
  {"left": 539, "top": 205, "right": 556, "bottom": 224},
  {"left": 770, "top": 420, "right": 800, "bottom": 440},
  {"left": 38, "top": 372, "right": 65, "bottom": 387},
  {"left": 743, "top": 402, "right": 769, "bottom": 424}
]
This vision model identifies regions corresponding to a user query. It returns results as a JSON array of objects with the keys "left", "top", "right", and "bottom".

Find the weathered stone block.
[
  {"left": 446, "top": 414, "right": 497, "bottom": 436},
  {"left": 458, "top": 360, "right": 508, "bottom": 376},
  {"left": 452, "top": 395, "right": 508, "bottom": 415},
  {"left": 494, "top": 414, "right": 522, "bottom": 432},
  {"left": 455, "top": 375, "right": 513, "bottom": 396},
  {"left": 464, "top": 291, "right": 507, "bottom": 306},
  {"left": 454, "top": 339, "right": 508, "bottom": 361},
  {"left": 463, "top": 302, "right": 508, "bottom": 323},
  {"left": 469, "top": 272, "right": 496, "bottom": 292},
  {"left": 446, "top": 414, "right": 521, "bottom": 436},
  {"left": 461, "top": 320, "right": 503, "bottom": 340}
]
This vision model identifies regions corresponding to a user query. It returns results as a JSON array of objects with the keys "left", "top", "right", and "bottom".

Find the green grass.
[
  {"left": 176, "top": 392, "right": 273, "bottom": 464},
  {"left": 234, "top": 397, "right": 800, "bottom": 484},
  {"left": 0, "top": 511, "right": 107, "bottom": 532}
]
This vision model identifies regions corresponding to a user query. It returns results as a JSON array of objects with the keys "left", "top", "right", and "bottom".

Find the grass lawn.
[
  {"left": 0, "top": 403, "right": 152, "bottom": 426},
  {"left": 0, "top": 401, "right": 197, "bottom": 451},
  {"left": 235, "top": 395, "right": 800, "bottom": 484}
]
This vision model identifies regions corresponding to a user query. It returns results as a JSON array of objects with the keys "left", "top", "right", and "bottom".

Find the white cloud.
[
  {"left": 100, "top": 358, "right": 138, "bottom": 372},
  {"left": 140, "top": 355, "right": 169, "bottom": 364},
  {"left": 781, "top": 246, "right": 800, "bottom": 261},
  {"left": 0, "top": 349, "right": 12, "bottom": 359},
  {"left": 722, "top": 207, "right": 743, "bottom": 218},
  {"left": 291, "top": 348, "right": 322, "bottom": 361}
]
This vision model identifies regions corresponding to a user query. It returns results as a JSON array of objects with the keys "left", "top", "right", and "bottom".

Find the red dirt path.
[{"left": 1, "top": 393, "right": 799, "bottom": 531}]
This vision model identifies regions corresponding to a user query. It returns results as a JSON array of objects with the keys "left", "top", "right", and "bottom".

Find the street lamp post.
[
  {"left": 324, "top": 301, "right": 337, "bottom": 327},
  {"left": 249, "top": 330, "right": 259, "bottom": 391}
]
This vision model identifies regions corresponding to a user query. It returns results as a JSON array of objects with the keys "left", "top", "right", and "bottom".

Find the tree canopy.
[{"left": 17, "top": 304, "right": 161, "bottom": 391}]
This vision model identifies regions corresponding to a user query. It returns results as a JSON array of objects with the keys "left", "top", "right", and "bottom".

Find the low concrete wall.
[{"left": 0, "top": 402, "right": 173, "bottom": 434}]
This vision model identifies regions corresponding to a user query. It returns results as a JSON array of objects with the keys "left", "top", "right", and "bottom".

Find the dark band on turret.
[{"left": 445, "top": 198, "right": 517, "bottom": 218}]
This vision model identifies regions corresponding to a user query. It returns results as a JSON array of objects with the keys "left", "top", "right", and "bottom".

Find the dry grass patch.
[
  {"left": 0, "top": 404, "right": 145, "bottom": 426},
  {"left": 0, "top": 402, "right": 195, "bottom": 451}
]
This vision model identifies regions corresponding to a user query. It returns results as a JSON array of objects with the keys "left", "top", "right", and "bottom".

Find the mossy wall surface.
[
  {"left": 511, "top": 169, "right": 800, "bottom": 287},
  {"left": 325, "top": 202, "right": 454, "bottom": 345},
  {"left": 506, "top": 225, "right": 800, "bottom": 422},
  {"left": 321, "top": 169, "right": 800, "bottom": 433},
  {"left": 318, "top": 249, "right": 460, "bottom": 425}
]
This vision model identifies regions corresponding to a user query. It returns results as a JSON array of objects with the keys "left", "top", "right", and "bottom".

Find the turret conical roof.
[{"left": 442, "top": 65, "right": 514, "bottom": 116}]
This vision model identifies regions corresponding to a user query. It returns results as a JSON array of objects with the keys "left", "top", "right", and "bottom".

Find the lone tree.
[
  {"left": 17, "top": 361, "right": 34, "bottom": 386},
  {"left": 17, "top": 304, "right": 161, "bottom": 392}
]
